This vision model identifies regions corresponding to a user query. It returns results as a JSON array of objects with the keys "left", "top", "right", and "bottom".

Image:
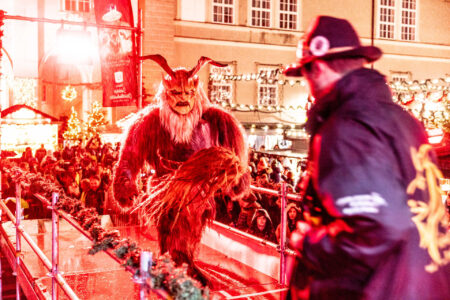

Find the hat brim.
[{"left": 283, "top": 45, "right": 382, "bottom": 77}]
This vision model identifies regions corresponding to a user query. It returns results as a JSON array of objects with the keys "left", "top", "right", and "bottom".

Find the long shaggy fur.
[{"left": 132, "top": 146, "right": 246, "bottom": 284}]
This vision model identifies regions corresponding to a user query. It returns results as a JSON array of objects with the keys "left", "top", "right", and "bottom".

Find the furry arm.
[
  {"left": 203, "top": 107, "right": 250, "bottom": 199},
  {"left": 113, "top": 107, "right": 159, "bottom": 207}
]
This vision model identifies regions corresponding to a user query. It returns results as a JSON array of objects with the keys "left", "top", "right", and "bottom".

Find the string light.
[
  {"left": 12, "top": 78, "right": 38, "bottom": 108},
  {"left": 212, "top": 99, "right": 308, "bottom": 113},
  {"left": 61, "top": 85, "right": 77, "bottom": 101}
]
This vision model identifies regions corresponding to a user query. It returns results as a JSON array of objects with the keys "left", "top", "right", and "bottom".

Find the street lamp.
[{"left": 55, "top": 29, "right": 96, "bottom": 65}]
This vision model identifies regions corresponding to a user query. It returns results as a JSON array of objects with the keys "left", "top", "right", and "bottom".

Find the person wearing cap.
[{"left": 284, "top": 16, "right": 449, "bottom": 300}]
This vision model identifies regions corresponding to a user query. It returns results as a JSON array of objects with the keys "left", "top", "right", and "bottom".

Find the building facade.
[{"left": 0, "top": 0, "right": 449, "bottom": 148}]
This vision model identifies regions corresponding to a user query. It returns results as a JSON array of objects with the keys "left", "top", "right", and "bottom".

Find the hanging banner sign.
[{"left": 94, "top": 0, "right": 137, "bottom": 107}]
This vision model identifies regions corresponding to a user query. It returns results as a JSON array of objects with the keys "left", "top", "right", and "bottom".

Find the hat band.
[{"left": 301, "top": 45, "right": 359, "bottom": 59}]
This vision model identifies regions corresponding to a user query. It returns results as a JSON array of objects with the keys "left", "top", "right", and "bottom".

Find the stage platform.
[{"left": 0, "top": 217, "right": 287, "bottom": 299}]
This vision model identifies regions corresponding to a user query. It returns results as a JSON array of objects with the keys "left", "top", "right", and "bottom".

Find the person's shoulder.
[{"left": 321, "top": 114, "right": 374, "bottom": 139}]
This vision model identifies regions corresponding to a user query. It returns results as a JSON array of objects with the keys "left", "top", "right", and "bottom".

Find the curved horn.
[
  {"left": 140, "top": 54, "right": 176, "bottom": 78},
  {"left": 188, "top": 56, "right": 227, "bottom": 78}
]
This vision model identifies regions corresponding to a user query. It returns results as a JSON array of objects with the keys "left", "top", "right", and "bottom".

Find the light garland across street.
[{"left": 210, "top": 68, "right": 450, "bottom": 130}]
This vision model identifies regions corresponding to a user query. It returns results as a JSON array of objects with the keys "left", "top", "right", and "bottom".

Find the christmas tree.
[
  {"left": 85, "top": 101, "right": 108, "bottom": 139},
  {"left": 63, "top": 106, "right": 82, "bottom": 142}
]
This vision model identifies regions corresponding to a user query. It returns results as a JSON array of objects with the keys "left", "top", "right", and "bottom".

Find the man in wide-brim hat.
[{"left": 284, "top": 16, "right": 449, "bottom": 300}]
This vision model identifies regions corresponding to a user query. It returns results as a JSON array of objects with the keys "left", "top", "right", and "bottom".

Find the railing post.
[
  {"left": 137, "top": 8, "right": 143, "bottom": 111},
  {"left": 51, "top": 192, "right": 59, "bottom": 300},
  {"left": 139, "top": 251, "right": 152, "bottom": 299},
  {"left": 279, "top": 182, "right": 287, "bottom": 286},
  {"left": 14, "top": 183, "right": 21, "bottom": 300}
]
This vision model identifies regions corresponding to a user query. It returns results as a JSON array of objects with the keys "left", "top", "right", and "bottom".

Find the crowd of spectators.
[
  {"left": 1, "top": 136, "right": 120, "bottom": 218},
  {"left": 215, "top": 147, "right": 308, "bottom": 245},
  {"left": 1, "top": 139, "right": 309, "bottom": 245}
]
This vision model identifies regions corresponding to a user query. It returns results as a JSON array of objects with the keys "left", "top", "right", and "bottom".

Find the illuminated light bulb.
[
  {"left": 278, "top": 80, "right": 284, "bottom": 85},
  {"left": 289, "top": 80, "right": 295, "bottom": 86},
  {"left": 258, "top": 105, "right": 263, "bottom": 110},
  {"left": 249, "top": 105, "right": 255, "bottom": 110},
  {"left": 422, "top": 110, "right": 432, "bottom": 118}
]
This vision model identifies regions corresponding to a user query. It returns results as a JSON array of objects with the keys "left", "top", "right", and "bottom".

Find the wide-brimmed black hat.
[{"left": 284, "top": 16, "right": 382, "bottom": 77}]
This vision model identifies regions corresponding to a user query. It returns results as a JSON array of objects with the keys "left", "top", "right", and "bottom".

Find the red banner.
[{"left": 94, "top": 0, "right": 137, "bottom": 107}]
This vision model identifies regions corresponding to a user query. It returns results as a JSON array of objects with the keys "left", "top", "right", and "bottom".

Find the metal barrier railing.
[
  {"left": 0, "top": 188, "right": 80, "bottom": 299},
  {"left": 0, "top": 180, "right": 301, "bottom": 298},
  {"left": 249, "top": 183, "right": 301, "bottom": 286},
  {"left": 1, "top": 191, "right": 155, "bottom": 299}
]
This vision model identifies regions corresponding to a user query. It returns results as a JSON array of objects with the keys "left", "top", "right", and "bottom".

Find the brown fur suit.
[{"left": 113, "top": 55, "right": 248, "bottom": 285}]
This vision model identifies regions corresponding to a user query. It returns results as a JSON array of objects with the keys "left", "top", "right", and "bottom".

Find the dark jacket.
[{"left": 291, "top": 68, "right": 449, "bottom": 300}]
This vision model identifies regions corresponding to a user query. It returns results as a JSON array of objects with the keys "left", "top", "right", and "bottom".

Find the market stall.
[{"left": 0, "top": 104, "right": 60, "bottom": 155}]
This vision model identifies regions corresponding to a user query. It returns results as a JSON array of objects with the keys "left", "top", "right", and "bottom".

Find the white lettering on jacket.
[{"left": 336, "top": 193, "right": 387, "bottom": 215}]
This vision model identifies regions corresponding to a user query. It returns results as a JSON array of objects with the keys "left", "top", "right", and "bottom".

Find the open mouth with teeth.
[{"left": 176, "top": 101, "right": 190, "bottom": 107}]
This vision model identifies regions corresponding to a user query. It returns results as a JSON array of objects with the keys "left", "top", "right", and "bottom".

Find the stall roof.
[{"left": 1, "top": 104, "right": 59, "bottom": 122}]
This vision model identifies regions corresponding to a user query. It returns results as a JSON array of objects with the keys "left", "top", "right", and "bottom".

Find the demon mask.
[{"left": 142, "top": 54, "right": 227, "bottom": 115}]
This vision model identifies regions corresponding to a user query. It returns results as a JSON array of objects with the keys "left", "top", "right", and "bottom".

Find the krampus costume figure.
[{"left": 113, "top": 55, "right": 248, "bottom": 285}]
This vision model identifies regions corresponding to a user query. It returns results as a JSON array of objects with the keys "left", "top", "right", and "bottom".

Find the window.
[
  {"left": 257, "top": 67, "right": 279, "bottom": 106},
  {"left": 401, "top": 0, "right": 416, "bottom": 41},
  {"left": 379, "top": 0, "right": 395, "bottom": 38},
  {"left": 251, "top": 0, "right": 271, "bottom": 27},
  {"left": 64, "top": 0, "right": 91, "bottom": 13},
  {"left": 209, "top": 65, "right": 234, "bottom": 104},
  {"left": 213, "top": 0, "right": 234, "bottom": 24},
  {"left": 378, "top": 0, "right": 417, "bottom": 41},
  {"left": 279, "top": 0, "right": 297, "bottom": 29}
]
